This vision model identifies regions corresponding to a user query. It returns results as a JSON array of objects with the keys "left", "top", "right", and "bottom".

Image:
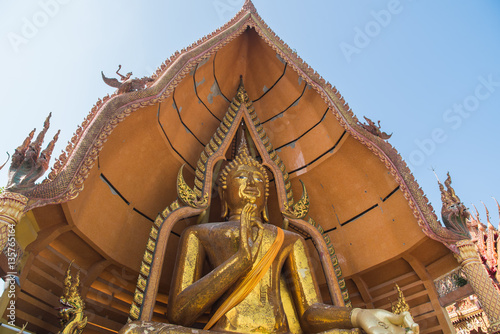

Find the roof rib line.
[
  {"left": 213, "top": 52, "right": 230, "bottom": 102},
  {"left": 261, "top": 83, "right": 307, "bottom": 124},
  {"left": 340, "top": 204, "right": 379, "bottom": 227},
  {"left": 382, "top": 186, "right": 400, "bottom": 202},
  {"left": 89, "top": 176, "right": 180, "bottom": 239},
  {"left": 324, "top": 203, "right": 379, "bottom": 233},
  {"left": 252, "top": 63, "right": 287, "bottom": 102},
  {"left": 172, "top": 89, "right": 205, "bottom": 146},
  {"left": 288, "top": 130, "right": 346, "bottom": 175},
  {"left": 304, "top": 226, "right": 337, "bottom": 241},
  {"left": 100, "top": 173, "right": 129, "bottom": 205},
  {"left": 157, "top": 103, "right": 196, "bottom": 171},
  {"left": 133, "top": 208, "right": 154, "bottom": 222},
  {"left": 275, "top": 107, "right": 329, "bottom": 151},
  {"left": 193, "top": 62, "right": 222, "bottom": 122}
]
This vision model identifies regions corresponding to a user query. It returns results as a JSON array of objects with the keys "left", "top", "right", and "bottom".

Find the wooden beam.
[
  {"left": 376, "top": 289, "right": 429, "bottom": 310},
  {"left": 85, "top": 292, "right": 130, "bottom": 320},
  {"left": 94, "top": 277, "right": 134, "bottom": 299},
  {"left": 21, "top": 279, "right": 59, "bottom": 306},
  {"left": 156, "top": 292, "right": 169, "bottom": 304},
  {"left": 87, "top": 286, "right": 131, "bottom": 312},
  {"left": 46, "top": 245, "right": 88, "bottom": 275},
  {"left": 34, "top": 253, "right": 66, "bottom": 276},
  {"left": 83, "top": 259, "right": 111, "bottom": 298},
  {"left": 99, "top": 269, "right": 138, "bottom": 294},
  {"left": 368, "top": 271, "right": 419, "bottom": 293},
  {"left": 351, "top": 275, "right": 374, "bottom": 308},
  {"left": 29, "top": 265, "right": 63, "bottom": 288},
  {"left": 86, "top": 312, "right": 123, "bottom": 332},
  {"left": 19, "top": 253, "right": 35, "bottom": 284},
  {"left": 86, "top": 321, "right": 119, "bottom": 334},
  {"left": 16, "top": 309, "right": 59, "bottom": 333},
  {"left": 17, "top": 291, "right": 58, "bottom": 316},
  {"left": 371, "top": 280, "right": 424, "bottom": 303},
  {"left": 413, "top": 305, "right": 436, "bottom": 321},
  {"left": 438, "top": 284, "right": 473, "bottom": 307},
  {"left": 25, "top": 223, "right": 72, "bottom": 255},
  {"left": 403, "top": 254, "right": 454, "bottom": 334},
  {"left": 421, "top": 325, "right": 444, "bottom": 334}
]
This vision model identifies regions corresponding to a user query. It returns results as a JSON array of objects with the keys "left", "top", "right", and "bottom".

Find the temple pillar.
[
  {"left": 0, "top": 192, "right": 28, "bottom": 251},
  {"left": 454, "top": 239, "right": 500, "bottom": 333}
]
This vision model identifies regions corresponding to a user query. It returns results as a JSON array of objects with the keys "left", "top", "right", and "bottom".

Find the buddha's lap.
[{"left": 119, "top": 321, "right": 362, "bottom": 334}]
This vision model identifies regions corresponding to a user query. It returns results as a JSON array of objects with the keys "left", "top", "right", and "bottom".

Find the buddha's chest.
[{"left": 204, "top": 224, "right": 284, "bottom": 267}]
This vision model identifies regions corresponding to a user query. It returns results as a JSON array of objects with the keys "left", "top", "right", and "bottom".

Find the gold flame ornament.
[{"left": 392, "top": 284, "right": 410, "bottom": 315}]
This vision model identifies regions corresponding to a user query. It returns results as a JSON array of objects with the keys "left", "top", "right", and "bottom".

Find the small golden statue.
[
  {"left": 58, "top": 261, "right": 87, "bottom": 334},
  {"left": 392, "top": 284, "right": 410, "bottom": 315}
]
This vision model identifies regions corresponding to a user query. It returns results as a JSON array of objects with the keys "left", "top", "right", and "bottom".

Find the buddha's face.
[{"left": 225, "top": 164, "right": 267, "bottom": 217}]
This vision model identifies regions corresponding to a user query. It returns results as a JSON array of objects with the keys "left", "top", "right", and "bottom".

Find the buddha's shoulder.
[
  {"left": 282, "top": 228, "right": 303, "bottom": 243},
  {"left": 181, "top": 222, "right": 303, "bottom": 241}
]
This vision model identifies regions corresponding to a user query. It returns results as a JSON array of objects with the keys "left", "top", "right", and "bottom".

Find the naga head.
[
  {"left": 6, "top": 113, "right": 59, "bottom": 193},
  {"left": 438, "top": 173, "right": 470, "bottom": 239},
  {"left": 219, "top": 137, "right": 270, "bottom": 222}
]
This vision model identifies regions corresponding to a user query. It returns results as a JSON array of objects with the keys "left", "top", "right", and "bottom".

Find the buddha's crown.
[{"left": 219, "top": 136, "right": 269, "bottom": 193}]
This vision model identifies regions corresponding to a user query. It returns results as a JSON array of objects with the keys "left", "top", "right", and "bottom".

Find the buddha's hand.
[
  {"left": 352, "top": 308, "right": 419, "bottom": 334},
  {"left": 239, "top": 203, "right": 264, "bottom": 263}
]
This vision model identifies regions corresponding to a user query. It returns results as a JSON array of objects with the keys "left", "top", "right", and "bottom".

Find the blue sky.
[{"left": 1, "top": 0, "right": 499, "bottom": 227}]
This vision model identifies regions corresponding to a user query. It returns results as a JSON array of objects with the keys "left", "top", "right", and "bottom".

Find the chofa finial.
[{"left": 358, "top": 116, "right": 392, "bottom": 140}]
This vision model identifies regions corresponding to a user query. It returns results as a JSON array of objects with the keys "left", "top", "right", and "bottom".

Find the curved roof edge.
[{"left": 23, "top": 0, "right": 459, "bottom": 248}]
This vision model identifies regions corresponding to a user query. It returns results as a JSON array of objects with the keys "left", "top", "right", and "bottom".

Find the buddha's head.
[{"left": 219, "top": 139, "right": 269, "bottom": 221}]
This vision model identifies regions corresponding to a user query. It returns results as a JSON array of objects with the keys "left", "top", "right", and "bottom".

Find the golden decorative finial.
[
  {"left": 481, "top": 201, "right": 492, "bottom": 227},
  {"left": 236, "top": 76, "right": 249, "bottom": 104},
  {"left": 236, "top": 134, "right": 250, "bottom": 157},
  {"left": 471, "top": 204, "right": 480, "bottom": 222},
  {"left": 494, "top": 198, "right": 500, "bottom": 224},
  {"left": 392, "top": 284, "right": 410, "bottom": 315},
  {"left": 283, "top": 180, "right": 310, "bottom": 219},
  {"left": 59, "top": 261, "right": 87, "bottom": 334},
  {"left": 62, "top": 260, "right": 74, "bottom": 297},
  {"left": 177, "top": 165, "right": 209, "bottom": 209}
]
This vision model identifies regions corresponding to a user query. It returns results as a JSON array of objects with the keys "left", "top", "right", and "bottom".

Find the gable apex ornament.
[{"left": 242, "top": 0, "right": 257, "bottom": 13}]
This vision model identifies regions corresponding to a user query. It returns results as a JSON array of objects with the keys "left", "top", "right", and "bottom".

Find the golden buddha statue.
[{"left": 157, "top": 140, "right": 418, "bottom": 334}]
